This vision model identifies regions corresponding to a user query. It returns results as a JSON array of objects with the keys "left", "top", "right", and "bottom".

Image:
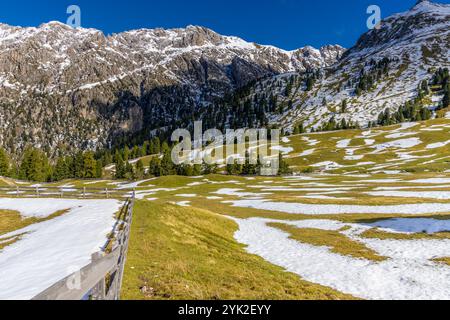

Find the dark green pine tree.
[
  {"left": 73, "top": 151, "right": 85, "bottom": 178},
  {"left": 123, "top": 146, "right": 130, "bottom": 162},
  {"left": 54, "top": 157, "right": 68, "bottom": 181},
  {"left": 443, "top": 84, "right": 450, "bottom": 108},
  {"left": 115, "top": 153, "right": 126, "bottom": 179},
  {"left": 135, "top": 159, "right": 145, "bottom": 179},
  {"left": 124, "top": 162, "right": 134, "bottom": 180},
  {"left": 83, "top": 152, "right": 97, "bottom": 179},
  {"left": 277, "top": 153, "right": 292, "bottom": 175},
  {"left": 341, "top": 99, "right": 348, "bottom": 113},
  {"left": 153, "top": 137, "right": 161, "bottom": 154},
  {"left": 0, "top": 147, "right": 10, "bottom": 177},
  {"left": 19, "top": 147, "right": 51, "bottom": 182},
  {"left": 149, "top": 156, "right": 162, "bottom": 177},
  {"left": 305, "top": 77, "right": 314, "bottom": 91},
  {"left": 160, "top": 148, "right": 174, "bottom": 176},
  {"left": 95, "top": 159, "right": 103, "bottom": 178}
]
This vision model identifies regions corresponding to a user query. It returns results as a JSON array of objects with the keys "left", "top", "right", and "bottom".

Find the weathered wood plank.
[{"left": 32, "top": 248, "right": 121, "bottom": 300}]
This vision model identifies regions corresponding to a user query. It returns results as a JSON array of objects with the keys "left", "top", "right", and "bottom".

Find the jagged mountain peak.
[
  {"left": 0, "top": 19, "right": 347, "bottom": 153},
  {"left": 0, "top": 20, "right": 344, "bottom": 60},
  {"left": 0, "top": 21, "right": 346, "bottom": 87},
  {"left": 411, "top": 0, "right": 448, "bottom": 11},
  {"left": 39, "top": 21, "right": 72, "bottom": 29},
  {"left": 345, "top": 0, "right": 449, "bottom": 57},
  {"left": 271, "top": 0, "right": 449, "bottom": 132},
  {"left": 414, "top": 0, "right": 430, "bottom": 6},
  {"left": 409, "top": 0, "right": 449, "bottom": 14}
]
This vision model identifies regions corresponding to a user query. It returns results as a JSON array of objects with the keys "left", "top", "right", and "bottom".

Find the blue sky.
[{"left": 1, "top": 0, "right": 449, "bottom": 49}]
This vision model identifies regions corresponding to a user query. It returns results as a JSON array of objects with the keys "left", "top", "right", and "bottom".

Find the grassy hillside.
[
  {"left": 4, "top": 117, "right": 450, "bottom": 299},
  {"left": 121, "top": 200, "right": 354, "bottom": 300},
  {"left": 283, "top": 117, "right": 450, "bottom": 174}
]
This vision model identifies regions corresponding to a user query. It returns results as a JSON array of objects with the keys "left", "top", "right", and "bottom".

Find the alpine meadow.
[{"left": 0, "top": 0, "right": 450, "bottom": 303}]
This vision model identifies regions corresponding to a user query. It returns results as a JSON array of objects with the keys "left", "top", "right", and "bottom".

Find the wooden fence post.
[{"left": 89, "top": 252, "right": 106, "bottom": 300}]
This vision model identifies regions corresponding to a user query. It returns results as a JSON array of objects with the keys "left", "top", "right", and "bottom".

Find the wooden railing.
[
  {"left": 0, "top": 186, "right": 132, "bottom": 199},
  {"left": 32, "top": 196, "right": 135, "bottom": 300}
]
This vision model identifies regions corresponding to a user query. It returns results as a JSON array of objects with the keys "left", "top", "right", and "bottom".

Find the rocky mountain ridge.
[
  {"left": 0, "top": 0, "right": 448, "bottom": 156},
  {"left": 0, "top": 22, "right": 344, "bottom": 154}
]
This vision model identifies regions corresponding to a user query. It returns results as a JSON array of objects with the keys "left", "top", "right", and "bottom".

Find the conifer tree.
[
  {"left": 277, "top": 153, "right": 292, "bottom": 175},
  {"left": 73, "top": 152, "right": 84, "bottom": 178},
  {"left": 115, "top": 153, "right": 125, "bottom": 179},
  {"left": 54, "top": 157, "right": 68, "bottom": 181},
  {"left": 83, "top": 152, "right": 97, "bottom": 178},
  {"left": 160, "top": 149, "right": 174, "bottom": 176},
  {"left": 0, "top": 147, "right": 10, "bottom": 176},
  {"left": 124, "top": 162, "right": 134, "bottom": 180},
  {"left": 153, "top": 137, "right": 161, "bottom": 154},
  {"left": 149, "top": 156, "right": 162, "bottom": 177},
  {"left": 135, "top": 159, "right": 145, "bottom": 179},
  {"left": 123, "top": 146, "right": 130, "bottom": 162},
  {"left": 443, "top": 84, "right": 450, "bottom": 108},
  {"left": 95, "top": 159, "right": 103, "bottom": 178},
  {"left": 341, "top": 99, "right": 348, "bottom": 113}
]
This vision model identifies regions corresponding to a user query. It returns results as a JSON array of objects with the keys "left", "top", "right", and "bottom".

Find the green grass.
[
  {"left": 0, "top": 209, "right": 69, "bottom": 236},
  {"left": 121, "top": 200, "right": 355, "bottom": 300},
  {"left": 360, "top": 228, "right": 450, "bottom": 241},
  {"left": 433, "top": 257, "right": 450, "bottom": 266},
  {"left": 7, "top": 117, "right": 450, "bottom": 299}
]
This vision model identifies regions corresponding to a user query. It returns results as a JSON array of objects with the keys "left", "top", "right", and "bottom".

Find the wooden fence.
[
  {"left": 31, "top": 196, "right": 135, "bottom": 300},
  {"left": 0, "top": 186, "right": 132, "bottom": 199}
]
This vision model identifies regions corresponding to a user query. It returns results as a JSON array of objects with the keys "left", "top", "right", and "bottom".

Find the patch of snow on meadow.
[
  {"left": 214, "top": 188, "right": 271, "bottom": 198},
  {"left": 397, "top": 122, "right": 419, "bottom": 130},
  {"left": 271, "top": 146, "right": 294, "bottom": 154},
  {"left": 233, "top": 217, "right": 450, "bottom": 299},
  {"left": 367, "top": 191, "right": 450, "bottom": 200},
  {"left": 345, "top": 155, "right": 364, "bottom": 161},
  {"left": 206, "top": 196, "right": 223, "bottom": 200},
  {"left": 225, "top": 199, "right": 450, "bottom": 215},
  {"left": 174, "top": 201, "right": 191, "bottom": 207},
  {"left": 336, "top": 139, "right": 351, "bottom": 148},
  {"left": 115, "top": 179, "right": 155, "bottom": 189},
  {"left": 298, "top": 149, "right": 315, "bottom": 157},
  {"left": 426, "top": 140, "right": 450, "bottom": 149},
  {"left": 410, "top": 178, "right": 450, "bottom": 184},
  {"left": 0, "top": 198, "right": 92, "bottom": 218},
  {"left": 311, "top": 161, "right": 343, "bottom": 170},
  {"left": 302, "top": 137, "right": 319, "bottom": 146},
  {"left": 372, "top": 138, "right": 422, "bottom": 153},
  {"left": 0, "top": 199, "right": 122, "bottom": 300},
  {"left": 385, "top": 132, "right": 417, "bottom": 139}
]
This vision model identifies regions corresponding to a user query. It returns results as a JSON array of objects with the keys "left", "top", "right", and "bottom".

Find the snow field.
[
  {"left": 0, "top": 198, "right": 123, "bottom": 300},
  {"left": 233, "top": 217, "right": 450, "bottom": 299}
]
